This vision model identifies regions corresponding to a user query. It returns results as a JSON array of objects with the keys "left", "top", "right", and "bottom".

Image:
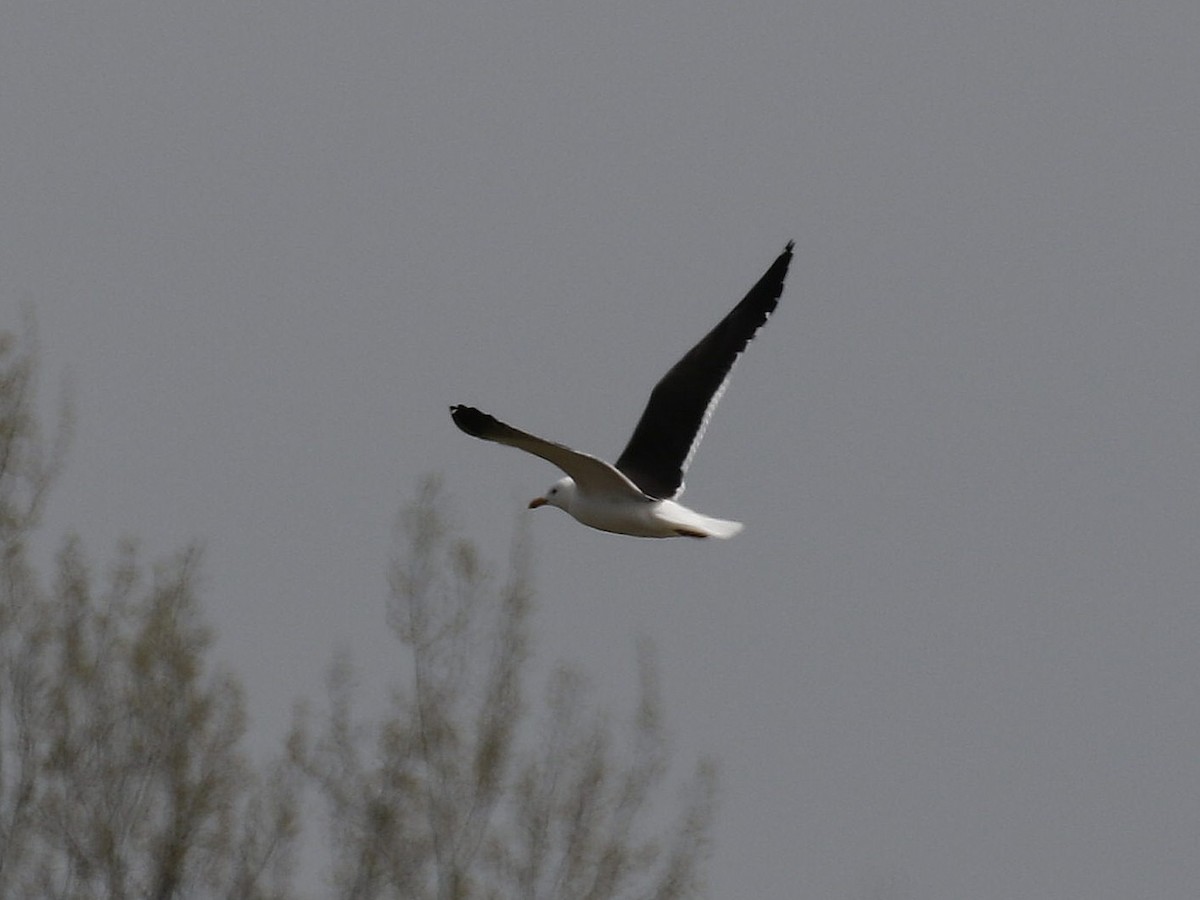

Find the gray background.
[{"left": 4, "top": 1, "right": 1198, "bottom": 897}]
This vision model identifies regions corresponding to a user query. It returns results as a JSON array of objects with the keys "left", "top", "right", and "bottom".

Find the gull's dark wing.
[
  {"left": 450, "top": 405, "right": 646, "bottom": 498},
  {"left": 614, "top": 241, "right": 794, "bottom": 499}
]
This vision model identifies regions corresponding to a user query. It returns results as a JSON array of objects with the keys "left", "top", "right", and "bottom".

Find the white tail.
[
  {"left": 657, "top": 500, "right": 744, "bottom": 539},
  {"left": 690, "top": 515, "right": 743, "bottom": 539}
]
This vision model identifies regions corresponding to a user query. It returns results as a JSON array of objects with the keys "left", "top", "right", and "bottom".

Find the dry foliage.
[{"left": 0, "top": 326, "right": 714, "bottom": 899}]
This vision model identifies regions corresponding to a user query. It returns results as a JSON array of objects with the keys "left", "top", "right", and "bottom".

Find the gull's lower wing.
[{"left": 450, "top": 405, "right": 647, "bottom": 498}]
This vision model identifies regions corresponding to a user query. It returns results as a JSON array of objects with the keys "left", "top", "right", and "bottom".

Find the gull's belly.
[{"left": 569, "top": 496, "right": 679, "bottom": 538}]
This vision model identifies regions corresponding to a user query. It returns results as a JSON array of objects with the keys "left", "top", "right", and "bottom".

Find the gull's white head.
[{"left": 528, "top": 476, "right": 575, "bottom": 512}]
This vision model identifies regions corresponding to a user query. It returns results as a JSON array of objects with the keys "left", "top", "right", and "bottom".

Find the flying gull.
[{"left": 450, "top": 241, "right": 794, "bottom": 538}]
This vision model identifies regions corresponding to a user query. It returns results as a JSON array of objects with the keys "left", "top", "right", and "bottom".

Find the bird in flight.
[{"left": 450, "top": 241, "right": 794, "bottom": 538}]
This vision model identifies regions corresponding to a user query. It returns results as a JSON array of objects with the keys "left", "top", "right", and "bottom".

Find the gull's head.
[{"left": 529, "top": 477, "right": 575, "bottom": 512}]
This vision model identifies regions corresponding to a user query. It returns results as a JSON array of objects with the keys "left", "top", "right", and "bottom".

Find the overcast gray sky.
[{"left": 4, "top": 1, "right": 1199, "bottom": 897}]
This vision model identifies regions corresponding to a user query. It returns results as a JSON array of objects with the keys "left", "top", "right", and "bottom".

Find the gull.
[{"left": 450, "top": 241, "right": 793, "bottom": 538}]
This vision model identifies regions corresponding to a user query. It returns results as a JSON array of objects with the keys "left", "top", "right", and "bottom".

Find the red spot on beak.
[{"left": 528, "top": 497, "right": 547, "bottom": 509}]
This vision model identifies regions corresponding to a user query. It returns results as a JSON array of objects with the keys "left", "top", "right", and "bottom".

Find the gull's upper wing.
[
  {"left": 450, "top": 405, "right": 647, "bottom": 499},
  {"left": 614, "top": 241, "right": 794, "bottom": 499}
]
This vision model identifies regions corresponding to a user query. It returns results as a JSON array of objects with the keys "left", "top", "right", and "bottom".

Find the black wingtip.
[
  {"left": 784, "top": 239, "right": 795, "bottom": 253},
  {"left": 450, "top": 404, "right": 492, "bottom": 438}
]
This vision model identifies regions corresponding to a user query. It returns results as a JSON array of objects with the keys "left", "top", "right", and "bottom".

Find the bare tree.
[
  {"left": 0, "top": 323, "right": 716, "bottom": 899},
  {"left": 0, "top": 325, "right": 299, "bottom": 900},
  {"left": 0, "top": 322, "right": 74, "bottom": 893},
  {"left": 292, "top": 477, "right": 716, "bottom": 900}
]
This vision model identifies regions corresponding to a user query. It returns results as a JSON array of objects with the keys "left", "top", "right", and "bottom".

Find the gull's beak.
[{"left": 528, "top": 496, "right": 547, "bottom": 509}]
